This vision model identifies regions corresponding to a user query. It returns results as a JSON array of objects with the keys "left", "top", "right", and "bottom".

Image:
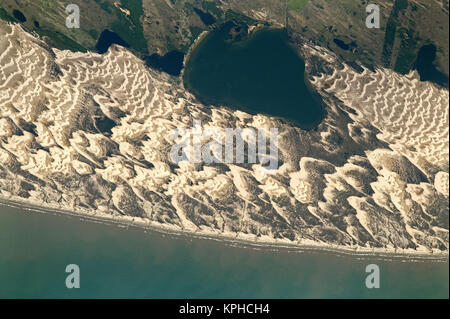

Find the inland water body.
[{"left": 183, "top": 23, "right": 326, "bottom": 129}]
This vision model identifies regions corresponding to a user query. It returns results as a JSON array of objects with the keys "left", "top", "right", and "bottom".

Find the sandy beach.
[{"left": 1, "top": 195, "right": 447, "bottom": 261}]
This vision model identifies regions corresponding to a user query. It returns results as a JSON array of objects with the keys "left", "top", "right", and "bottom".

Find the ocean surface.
[
  {"left": 183, "top": 23, "right": 325, "bottom": 129},
  {"left": 0, "top": 203, "right": 448, "bottom": 298}
]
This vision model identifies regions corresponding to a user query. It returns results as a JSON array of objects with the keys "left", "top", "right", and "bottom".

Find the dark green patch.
[
  {"left": 35, "top": 29, "right": 86, "bottom": 52},
  {"left": 95, "top": 0, "right": 113, "bottom": 14},
  {"left": 88, "top": 29, "right": 99, "bottom": 40},
  {"left": 110, "top": 0, "right": 148, "bottom": 54},
  {"left": 382, "top": 0, "right": 409, "bottom": 67},
  {"left": 202, "top": 1, "right": 223, "bottom": 19},
  {"left": 0, "top": 8, "right": 16, "bottom": 22},
  {"left": 394, "top": 28, "right": 419, "bottom": 74},
  {"left": 190, "top": 26, "right": 204, "bottom": 40},
  {"left": 288, "top": 0, "right": 309, "bottom": 12},
  {"left": 224, "top": 10, "right": 260, "bottom": 26},
  {"left": 194, "top": 8, "right": 216, "bottom": 26}
]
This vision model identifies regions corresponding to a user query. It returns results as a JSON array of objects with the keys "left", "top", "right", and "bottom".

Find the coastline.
[
  {"left": 181, "top": 21, "right": 281, "bottom": 81},
  {"left": 181, "top": 30, "right": 210, "bottom": 81},
  {"left": 1, "top": 195, "right": 447, "bottom": 262},
  {"left": 1, "top": 21, "right": 448, "bottom": 264}
]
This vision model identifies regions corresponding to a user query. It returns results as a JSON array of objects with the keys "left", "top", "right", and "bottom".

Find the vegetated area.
[
  {"left": 382, "top": 0, "right": 409, "bottom": 68},
  {"left": 0, "top": 7, "right": 16, "bottom": 22},
  {"left": 109, "top": 0, "right": 148, "bottom": 54},
  {"left": 0, "top": 1, "right": 227, "bottom": 56},
  {"left": 0, "top": 0, "right": 448, "bottom": 84},
  {"left": 287, "top": 0, "right": 449, "bottom": 84},
  {"left": 288, "top": 0, "right": 309, "bottom": 13}
]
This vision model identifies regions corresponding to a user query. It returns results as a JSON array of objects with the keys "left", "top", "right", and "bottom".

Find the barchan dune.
[{"left": 0, "top": 21, "right": 448, "bottom": 256}]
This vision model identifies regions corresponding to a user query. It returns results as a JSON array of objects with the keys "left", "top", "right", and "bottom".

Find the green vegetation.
[
  {"left": 1, "top": 0, "right": 447, "bottom": 81},
  {"left": 190, "top": 26, "right": 204, "bottom": 40},
  {"left": 35, "top": 29, "right": 86, "bottom": 52},
  {"left": 382, "top": 0, "right": 409, "bottom": 67},
  {"left": 0, "top": 6, "right": 86, "bottom": 52},
  {"left": 382, "top": 19, "right": 397, "bottom": 67},
  {"left": 88, "top": 29, "right": 99, "bottom": 41},
  {"left": 288, "top": 0, "right": 309, "bottom": 12},
  {"left": 0, "top": 8, "right": 16, "bottom": 22},
  {"left": 224, "top": 9, "right": 259, "bottom": 25},
  {"left": 202, "top": 1, "right": 223, "bottom": 19},
  {"left": 1, "top": 0, "right": 148, "bottom": 54},
  {"left": 111, "top": 0, "right": 148, "bottom": 54},
  {"left": 95, "top": 0, "right": 113, "bottom": 14},
  {"left": 394, "top": 28, "right": 419, "bottom": 74}
]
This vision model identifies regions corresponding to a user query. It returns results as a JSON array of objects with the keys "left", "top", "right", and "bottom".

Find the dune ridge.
[{"left": 0, "top": 21, "right": 448, "bottom": 255}]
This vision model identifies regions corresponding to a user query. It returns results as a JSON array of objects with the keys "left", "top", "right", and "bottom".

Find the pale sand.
[{"left": 1, "top": 195, "right": 447, "bottom": 261}]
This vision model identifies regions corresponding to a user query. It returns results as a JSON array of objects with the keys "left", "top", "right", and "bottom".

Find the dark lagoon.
[
  {"left": 414, "top": 44, "right": 448, "bottom": 87},
  {"left": 183, "top": 23, "right": 326, "bottom": 129},
  {"left": 96, "top": 29, "right": 130, "bottom": 54},
  {"left": 145, "top": 50, "right": 185, "bottom": 76},
  {"left": 0, "top": 203, "right": 448, "bottom": 298},
  {"left": 12, "top": 10, "right": 26, "bottom": 23}
]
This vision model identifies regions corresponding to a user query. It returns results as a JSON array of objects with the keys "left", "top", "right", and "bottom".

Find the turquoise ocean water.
[{"left": 0, "top": 203, "right": 447, "bottom": 298}]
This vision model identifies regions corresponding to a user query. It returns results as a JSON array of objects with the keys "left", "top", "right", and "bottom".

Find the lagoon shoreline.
[{"left": 1, "top": 195, "right": 447, "bottom": 262}]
